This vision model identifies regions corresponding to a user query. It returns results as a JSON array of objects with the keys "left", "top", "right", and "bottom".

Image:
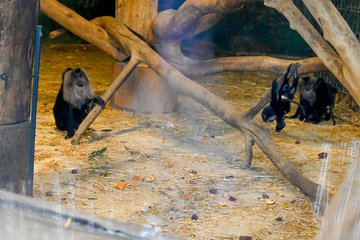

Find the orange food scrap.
[
  {"left": 125, "top": 179, "right": 137, "bottom": 186},
  {"left": 265, "top": 199, "right": 276, "bottom": 205},
  {"left": 79, "top": 152, "right": 86, "bottom": 157},
  {"left": 181, "top": 194, "right": 190, "bottom": 201},
  {"left": 201, "top": 140, "right": 209, "bottom": 145},
  {"left": 120, "top": 141, "right": 128, "bottom": 144},
  {"left": 132, "top": 176, "right": 142, "bottom": 181},
  {"left": 115, "top": 183, "right": 126, "bottom": 190}
]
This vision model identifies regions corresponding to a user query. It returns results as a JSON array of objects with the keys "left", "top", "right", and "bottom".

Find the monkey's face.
[
  {"left": 67, "top": 68, "right": 89, "bottom": 88},
  {"left": 299, "top": 77, "right": 317, "bottom": 92},
  {"left": 62, "top": 68, "right": 95, "bottom": 109}
]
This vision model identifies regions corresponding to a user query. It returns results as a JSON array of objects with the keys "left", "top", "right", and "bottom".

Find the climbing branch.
[{"left": 71, "top": 55, "right": 140, "bottom": 145}]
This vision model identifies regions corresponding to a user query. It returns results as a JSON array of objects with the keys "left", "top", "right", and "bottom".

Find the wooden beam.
[{"left": 40, "top": 0, "right": 128, "bottom": 61}]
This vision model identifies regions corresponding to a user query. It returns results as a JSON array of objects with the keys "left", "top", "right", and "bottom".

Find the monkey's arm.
[
  {"left": 65, "top": 107, "right": 76, "bottom": 139},
  {"left": 271, "top": 80, "right": 279, "bottom": 104},
  {"left": 86, "top": 96, "right": 105, "bottom": 113},
  {"left": 289, "top": 68, "right": 299, "bottom": 98},
  {"left": 94, "top": 96, "right": 105, "bottom": 108},
  {"left": 53, "top": 90, "right": 68, "bottom": 131},
  {"left": 282, "top": 62, "right": 299, "bottom": 88}
]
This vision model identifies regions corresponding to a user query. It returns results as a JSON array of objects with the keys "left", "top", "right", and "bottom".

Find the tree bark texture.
[
  {"left": 0, "top": 0, "right": 39, "bottom": 124},
  {"left": 111, "top": 0, "right": 177, "bottom": 114},
  {"left": 40, "top": 0, "right": 127, "bottom": 61},
  {"left": 115, "top": 0, "right": 157, "bottom": 40},
  {"left": 0, "top": 0, "right": 39, "bottom": 195},
  {"left": 152, "top": 1, "right": 326, "bottom": 77}
]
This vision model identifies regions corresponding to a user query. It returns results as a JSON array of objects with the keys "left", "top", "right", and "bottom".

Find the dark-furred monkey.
[{"left": 53, "top": 68, "right": 105, "bottom": 138}]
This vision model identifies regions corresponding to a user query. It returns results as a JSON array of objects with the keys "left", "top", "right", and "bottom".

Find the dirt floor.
[{"left": 33, "top": 44, "right": 360, "bottom": 240}]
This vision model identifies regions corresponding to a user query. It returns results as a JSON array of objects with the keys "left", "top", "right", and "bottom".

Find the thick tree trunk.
[
  {"left": 0, "top": 0, "right": 39, "bottom": 195},
  {"left": 111, "top": 0, "right": 178, "bottom": 114},
  {"left": 115, "top": 0, "right": 157, "bottom": 41}
]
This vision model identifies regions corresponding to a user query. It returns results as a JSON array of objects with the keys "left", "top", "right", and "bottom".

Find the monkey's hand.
[
  {"left": 285, "top": 62, "right": 301, "bottom": 79},
  {"left": 94, "top": 96, "right": 105, "bottom": 109},
  {"left": 86, "top": 97, "right": 105, "bottom": 112}
]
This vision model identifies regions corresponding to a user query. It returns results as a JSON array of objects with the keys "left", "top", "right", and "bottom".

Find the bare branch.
[
  {"left": 40, "top": 0, "right": 127, "bottom": 61},
  {"left": 72, "top": 54, "right": 140, "bottom": 145}
]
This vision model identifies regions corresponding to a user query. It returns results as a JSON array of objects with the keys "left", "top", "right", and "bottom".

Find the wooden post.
[
  {"left": 111, "top": 0, "right": 178, "bottom": 113},
  {"left": 0, "top": 0, "right": 39, "bottom": 195}
]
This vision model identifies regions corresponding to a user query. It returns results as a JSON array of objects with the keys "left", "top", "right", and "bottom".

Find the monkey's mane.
[{"left": 62, "top": 69, "right": 95, "bottom": 109}]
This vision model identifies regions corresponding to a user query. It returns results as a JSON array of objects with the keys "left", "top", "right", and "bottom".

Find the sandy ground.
[{"left": 33, "top": 44, "right": 360, "bottom": 239}]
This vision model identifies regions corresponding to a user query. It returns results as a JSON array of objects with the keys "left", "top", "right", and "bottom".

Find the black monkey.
[
  {"left": 53, "top": 68, "right": 105, "bottom": 139},
  {"left": 290, "top": 77, "right": 337, "bottom": 125},
  {"left": 261, "top": 63, "right": 303, "bottom": 132}
]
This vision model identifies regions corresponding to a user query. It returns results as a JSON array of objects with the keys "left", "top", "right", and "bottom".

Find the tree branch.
[
  {"left": 71, "top": 54, "right": 140, "bottom": 145},
  {"left": 40, "top": 0, "right": 127, "bottom": 61}
]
